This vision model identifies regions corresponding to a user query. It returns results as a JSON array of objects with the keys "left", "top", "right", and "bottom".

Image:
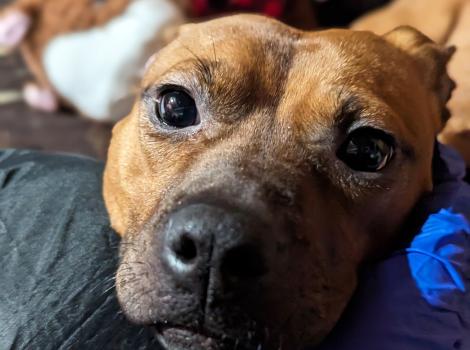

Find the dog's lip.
[
  {"left": 153, "top": 322, "right": 265, "bottom": 350},
  {"left": 153, "top": 323, "right": 229, "bottom": 349}
]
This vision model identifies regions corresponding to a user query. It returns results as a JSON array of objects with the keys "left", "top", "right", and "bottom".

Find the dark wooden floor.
[{"left": 0, "top": 0, "right": 112, "bottom": 159}]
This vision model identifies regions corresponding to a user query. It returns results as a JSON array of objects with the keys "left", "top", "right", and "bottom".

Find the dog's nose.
[{"left": 162, "top": 203, "right": 268, "bottom": 289}]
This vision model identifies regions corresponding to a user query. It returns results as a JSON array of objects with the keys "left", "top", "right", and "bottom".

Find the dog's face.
[{"left": 104, "top": 15, "right": 454, "bottom": 350}]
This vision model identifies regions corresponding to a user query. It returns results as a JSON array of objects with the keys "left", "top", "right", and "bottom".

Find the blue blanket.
[{"left": 319, "top": 143, "right": 470, "bottom": 350}]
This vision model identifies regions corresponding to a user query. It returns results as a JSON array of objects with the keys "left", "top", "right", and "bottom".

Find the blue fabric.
[{"left": 319, "top": 143, "right": 470, "bottom": 350}]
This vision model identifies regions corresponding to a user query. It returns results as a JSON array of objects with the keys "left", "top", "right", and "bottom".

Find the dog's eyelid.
[
  {"left": 142, "top": 83, "right": 196, "bottom": 102},
  {"left": 334, "top": 96, "right": 396, "bottom": 136},
  {"left": 344, "top": 123, "right": 417, "bottom": 160},
  {"left": 334, "top": 96, "right": 363, "bottom": 125},
  {"left": 141, "top": 86, "right": 154, "bottom": 100},
  {"left": 347, "top": 123, "right": 395, "bottom": 141},
  {"left": 335, "top": 108, "right": 387, "bottom": 134}
]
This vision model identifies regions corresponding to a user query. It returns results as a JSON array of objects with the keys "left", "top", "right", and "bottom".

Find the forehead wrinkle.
[
  {"left": 276, "top": 37, "right": 346, "bottom": 124},
  {"left": 197, "top": 34, "right": 297, "bottom": 122},
  {"left": 216, "top": 32, "right": 298, "bottom": 130}
]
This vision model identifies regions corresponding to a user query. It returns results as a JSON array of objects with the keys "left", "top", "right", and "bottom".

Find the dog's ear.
[{"left": 383, "top": 26, "right": 456, "bottom": 126}]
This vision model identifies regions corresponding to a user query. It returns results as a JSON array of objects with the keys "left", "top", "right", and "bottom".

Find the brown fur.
[
  {"left": 103, "top": 15, "right": 454, "bottom": 349},
  {"left": 353, "top": 0, "right": 470, "bottom": 164}
]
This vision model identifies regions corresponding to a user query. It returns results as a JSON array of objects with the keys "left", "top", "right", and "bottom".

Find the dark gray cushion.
[{"left": 0, "top": 149, "right": 158, "bottom": 349}]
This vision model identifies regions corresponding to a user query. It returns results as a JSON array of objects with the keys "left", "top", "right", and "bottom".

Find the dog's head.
[{"left": 104, "top": 16, "right": 454, "bottom": 350}]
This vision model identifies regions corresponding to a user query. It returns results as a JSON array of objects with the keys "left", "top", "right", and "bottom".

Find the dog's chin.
[{"left": 154, "top": 325, "right": 251, "bottom": 350}]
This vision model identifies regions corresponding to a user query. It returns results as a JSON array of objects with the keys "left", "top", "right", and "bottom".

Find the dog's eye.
[
  {"left": 337, "top": 127, "right": 395, "bottom": 172},
  {"left": 156, "top": 90, "right": 198, "bottom": 128}
]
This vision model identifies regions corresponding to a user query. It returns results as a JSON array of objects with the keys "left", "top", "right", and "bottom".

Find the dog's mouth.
[{"left": 153, "top": 323, "right": 251, "bottom": 350}]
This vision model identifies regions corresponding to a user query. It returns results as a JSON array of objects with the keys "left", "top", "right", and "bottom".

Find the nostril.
[
  {"left": 221, "top": 244, "right": 267, "bottom": 282},
  {"left": 172, "top": 234, "right": 198, "bottom": 263}
]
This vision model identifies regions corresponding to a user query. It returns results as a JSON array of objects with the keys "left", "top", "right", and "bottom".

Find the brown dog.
[{"left": 104, "top": 15, "right": 454, "bottom": 349}]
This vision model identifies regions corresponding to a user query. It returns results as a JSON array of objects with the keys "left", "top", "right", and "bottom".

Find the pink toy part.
[
  {"left": 23, "top": 83, "right": 59, "bottom": 113},
  {"left": 0, "top": 10, "right": 31, "bottom": 48}
]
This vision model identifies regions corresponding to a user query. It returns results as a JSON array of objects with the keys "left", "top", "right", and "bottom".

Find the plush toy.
[
  {"left": 0, "top": 0, "right": 315, "bottom": 122},
  {"left": 0, "top": 0, "right": 188, "bottom": 122}
]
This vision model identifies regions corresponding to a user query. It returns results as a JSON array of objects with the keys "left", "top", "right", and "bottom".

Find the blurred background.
[{"left": 0, "top": 0, "right": 395, "bottom": 159}]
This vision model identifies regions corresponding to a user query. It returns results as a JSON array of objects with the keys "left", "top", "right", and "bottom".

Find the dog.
[{"left": 103, "top": 14, "right": 455, "bottom": 349}]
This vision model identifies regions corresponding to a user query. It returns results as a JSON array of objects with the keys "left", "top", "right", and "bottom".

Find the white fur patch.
[{"left": 43, "top": 0, "right": 184, "bottom": 121}]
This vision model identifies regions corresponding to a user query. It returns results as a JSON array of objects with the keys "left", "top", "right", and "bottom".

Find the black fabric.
[{"left": 0, "top": 150, "right": 159, "bottom": 349}]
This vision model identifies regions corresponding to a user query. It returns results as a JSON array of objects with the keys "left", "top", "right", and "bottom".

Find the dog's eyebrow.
[
  {"left": 141, "top": 57, "right": 219, "bottom": 98},
  {"left": 191, "top": 57, "right": 215, "bottom": 87},
  {"left": 161, "top": 57, "right": 217, "bottom": 88},
  {"left": 334, "top": 96, "right": 365, "bottom": 131},
  {"left": 177, "top": 41, "right": 216, "bottom": 86}
]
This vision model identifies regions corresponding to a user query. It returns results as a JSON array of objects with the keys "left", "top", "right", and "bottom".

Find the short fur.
[
  {"left": 104, "top": 15, "right": 455, "bottom": 349},
  {"left": 353, "top": 0, "right": 470, "bottom": 164}
]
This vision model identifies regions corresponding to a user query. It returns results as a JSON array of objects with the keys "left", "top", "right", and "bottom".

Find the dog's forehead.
[
  {"left": 178, "top": 14, "right": 298, "bottom": 44},
  {"left": 144, "top": 15, "right": 428, "bottom": 139},
  {"left": 169, "top": 16, "right": 409, "bottom": 78},
  {"left": 145, "top": 15, "right": 298, "bottom": 82},
  {"left": 151, "top": 17, "right": 414, "bottom": 91}
]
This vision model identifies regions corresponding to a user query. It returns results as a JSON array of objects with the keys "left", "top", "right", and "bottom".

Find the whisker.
[{"left": 102, "top": 283, "right": 116, "bottom": 295}]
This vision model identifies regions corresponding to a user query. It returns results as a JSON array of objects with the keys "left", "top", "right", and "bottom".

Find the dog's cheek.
[
  {"left": 263, "top": 237, "right": 358, "bottom": 347},
  {"left": 274, "top": 184, "right": 365, "bottom": 344},
  {"left": 104, "top": 114, "right": 170, "bottom": 235},
  {"left": 103, "top": 118, "right": 134, "bottom": 235},
  {"left": 255, "top": 207, "right": 360, "bottom": 346}
]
